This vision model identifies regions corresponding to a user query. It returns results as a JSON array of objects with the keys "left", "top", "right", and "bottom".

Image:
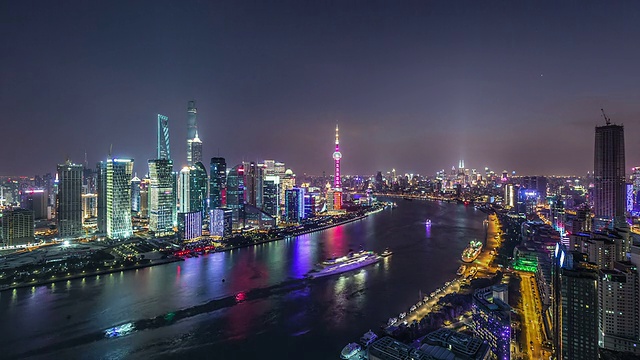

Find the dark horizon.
[{"left": 2, "top": 1, "right": 640, "bottom": 177}]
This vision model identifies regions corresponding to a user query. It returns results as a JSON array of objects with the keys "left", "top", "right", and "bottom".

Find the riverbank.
[
  {"left": 0, "top": 257, "right": 183, "bottom": 292},
  {"left": 1, "top": 208, "right": 384, "bottom": 292}
]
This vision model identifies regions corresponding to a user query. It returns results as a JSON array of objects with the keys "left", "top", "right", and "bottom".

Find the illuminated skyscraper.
[
  {"left": 96, "top": 161, "right": 107, "bottom": 233},
  {"left": 594, "top": 119, "right": 626, "bottom": 228},
  {"left": 131, "top": 175, "right": 141, "bottom": 214},
  {"left": 186, "top": 101, "right": 202, "bottom": 165},
  {"left": 187, "top": 130, "right": 202, "bottom": 165},
  {"left": 148, "top": 159, "right": 175, "bottom": 236},
  {"left": 157, "top": 114, "right": 170, "bottom": 160},
  {"left": 332, "top": 124, "right": 342, "bottom": 209},
  {"left": 227, "top": 164, "right": 245, "bottom": 226},
  {"left": 179, "top": 166, "right": 190, "bottom": 213},
  {"left": 209, "top": 157, "right": 226, "bottom": 209},
  {"left": 189, "top": 162, "right": 207, "bottom": 214},
  {"left": 106, "top": 158, "right": 134, "bottom": 239},
  {"left": 56, "top": 160, "right": 83, "bottom": 238},
  {"left": 284, "top": 188, "right": 305, "bottom": 223}
]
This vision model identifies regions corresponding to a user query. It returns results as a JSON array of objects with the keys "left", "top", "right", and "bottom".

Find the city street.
[{"left": 518, "top": 272, "right": 546, "bottom": 360}]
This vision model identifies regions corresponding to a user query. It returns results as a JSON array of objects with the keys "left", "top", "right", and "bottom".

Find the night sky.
[{"left": 2, "top": 1, "right": 640, "bottom": 177}]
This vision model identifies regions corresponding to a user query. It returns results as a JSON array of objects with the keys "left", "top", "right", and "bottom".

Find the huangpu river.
[{"left": 0, "top": 199, "right": 488, "bottom": 359}]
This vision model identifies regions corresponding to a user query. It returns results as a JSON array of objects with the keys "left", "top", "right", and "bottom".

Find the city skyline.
[{"left": 2, "top": 2, "right": 640, "bottom": 176}]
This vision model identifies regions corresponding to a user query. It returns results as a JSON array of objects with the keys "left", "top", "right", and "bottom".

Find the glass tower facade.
[
  {"left": 209, "top": 157, "right": 226, "bottom": 209},
  {"left": 56, "top": 161, "right": 83, "bottom": 238},
  {"left": 227, "top": 164, "right": 245, "bottom": 226},
  {"left": 157, "top": 114, "right": 170, "bottom": 160},
  {"left": 106, "top": 158, "right": 134, "bottom": 239},
  {"left": 189, "top": 161, "right": 207, "bottom": 214},
  {"left": 148, "top": 159, "right": 175, "bottom": 236}
]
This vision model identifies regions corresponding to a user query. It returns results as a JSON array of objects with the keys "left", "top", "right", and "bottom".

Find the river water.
[{"left": 0, "top": 200, "right": 488, "bottom": 360}]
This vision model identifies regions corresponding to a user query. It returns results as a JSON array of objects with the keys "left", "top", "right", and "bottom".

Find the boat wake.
[{"left": 12, "top": 279, "right": 311, "bottom": 359}]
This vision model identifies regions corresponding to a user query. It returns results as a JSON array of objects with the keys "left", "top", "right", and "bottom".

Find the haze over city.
[{"left": 3, "top": 1, "right": 640, "bottom": 176}]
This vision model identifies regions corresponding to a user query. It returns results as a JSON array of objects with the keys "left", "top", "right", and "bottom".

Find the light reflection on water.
[{"left": 0, "top": 200, "right": 489, "bottom": 360}]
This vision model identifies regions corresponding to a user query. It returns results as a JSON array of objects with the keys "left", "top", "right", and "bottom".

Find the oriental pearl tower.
[{"left": 332, "top": 124, "right": 343, "bottom": 209}]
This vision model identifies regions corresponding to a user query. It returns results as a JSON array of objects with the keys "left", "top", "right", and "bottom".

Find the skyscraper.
[
  {"left": 157, "top": 114, "right": 170, "bottom": 160},
  {"left": 227, "top": 164, "right": 245, "bottom": 226},
  {"left": 284, "top": 188, "right": 305, "bottom": 223},
  {"left": 598, "top": 261, "right": 640, "bottom": 353},
  {"left": 263, "top": 176, "right": 279, "bottom": 218},
  {"left": 594, "top": 119, "right": 626, "bottom": 228},
  {"left": 179, "top": 166, "right": 190, "bottom": 213},
  {"left": 186, "top": 101, "right": 202, "bottom": 165},
  {"left": 187, "top": 130, "right": 202, "bottom": 165},
  {"left": 106, "top": 158, "right": 134, "bottom": 239},
  {"left": 148, "top": 159, "right": 175, "bottom": 236},
  {"left": 56, "top": 160, "right": 83, "bottom": 238},
  {"left": 189, "top": 161, "right": 207, "bottom": 214},
  {"left": 96, "top": 161, "right": 107, "bottom": 233},
  {"left": 131, "top": 175, "right": 141, "bottom": 214},
  {"left": 332, "top": 124, "right": 343, "bottom": 209},
  {"left": 553, "top": 244, "right": 599, "bottom": 360},
  {"left": 209, "top": 157, "right": 227, "bottom": 209}
]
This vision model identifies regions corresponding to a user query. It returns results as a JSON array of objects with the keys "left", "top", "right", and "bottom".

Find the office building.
[
  {"left": 211, "top": 207, "right": 232, "bottom": 238},
  {"left": 96, "top": 161, "right": 107, "bottom": 233},
  {"left": 131, "top": 175, "right": 141, "bottom": 214},
  {"left": 304, "top": 192, "right": 315, "bottom": 218},
  {"left": 189, "top": 161, "right": 207, "bottom": 214},
  {"left": 82, "top": 193, "right": 97, "bottom": 219},
  {"left": 420, "top": 328, "right": 492, "bottom": 360},
  {"left": 284, "top": 188, "right": 305, "bottom": 223},
  {"left": 504, "top": 184, "right": 515, "bottom": 209},
  {"left": 263, "top": 176, "right": 279, "bottom": 218},
  {"left": 21, "top": 189, "right": 48, "bottom": 220},
  {"left": 1, "top": 208, "right": 35, "bottom": 245},
  {"left": 157, "top": 114, "right": 170, "bottom": 159},
  {"left": 139, "top": 177, "right": 150, "bottom": 218},
  {"left": 553, "top": 244, "right": 599, "bottom": 360},
  {"left": 179, "top": 166, "right": 190, "bottom": 212},
  {"left": 106, "top": 158, "right": 134, "bottom": 239},
  {"left": 280, "top": 169, "right": 295, "bottom": 205},
  {"left": 472, "top": 285, "right": 511, "bottom": 360},
  {"left": 594, "top": 120, "right": 626, "bottom": 228},
  {"left": 243, "top": 161, "right": 258, "bottom": 207},
  {"left": 227, "top": 164, "right": 245, "bottom": 226},
  {"left": 598, "top": 261, "right": 640, "bottom": 353},
  {"left": 209, "top": 157, "right": 226, "bottom": 209},
  {"left": 178, "top": 211, "right": 202, "bottom": 241},
  {"left": 57, "top": 161, "right": 83, "bottom": 238},
  {"left": 148, "top": 159, "right": 175, "bottom": 236}
]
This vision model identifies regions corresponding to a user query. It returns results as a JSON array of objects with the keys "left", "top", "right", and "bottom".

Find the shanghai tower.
[
  {"left": 186, "top": 100, "right": 202, "bottom": 165},
  {"left": 594, "top": 113, "right": 626, "bottom": 229}
]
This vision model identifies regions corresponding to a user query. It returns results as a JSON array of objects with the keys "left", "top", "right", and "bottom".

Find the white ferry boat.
[
  {"left": 461, "top": 240, "right": 483, "bottom": 263},
  {"left": 307, "top": 250, "right": 381, "bottom": 279}
]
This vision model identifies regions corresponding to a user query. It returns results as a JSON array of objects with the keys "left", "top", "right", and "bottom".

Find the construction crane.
[{"left": 601, "top": 108, "right": 611, "bottom": 126}]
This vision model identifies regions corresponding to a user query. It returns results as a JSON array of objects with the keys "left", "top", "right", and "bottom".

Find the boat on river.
[
  {"left": 456, "top": 264, "right": 467, "bottom": 276},
  {"left": 307, "top": 250, "right": 380, "bottom": 279},
  {"left": 461, "top": 240, "right": 483, "bottom": 263},
  {"left": 340, "top": 343, "right": 361, "bottom": 359}
]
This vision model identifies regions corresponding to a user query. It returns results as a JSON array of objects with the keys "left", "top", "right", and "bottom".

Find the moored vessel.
[
  {"left": 456, "top": 264, "right": 467, "bottom": 276},
  {"left": 340, "top": 343, "right": 362, "bottom": 359},
  {"left": 360, "top": 330, "right": 378, "bottom": 347},
  {"left": 461, "top": 240, "right": 483, "bottom": 263}
]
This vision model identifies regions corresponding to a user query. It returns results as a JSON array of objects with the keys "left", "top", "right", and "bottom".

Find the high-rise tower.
[
  {"left": 594, "top": 112, "right": 626, "bottom": 228},
  {"left": 186, "top": 101, "right": 202, "bottom": 165},
  {"left": 56, "top": 160, "right": 83, "bottom": 238},
  {"left": 333, "top": 124, "right": 342, "bottom": 190},
  {"left": 157, "top": 114, "right": 170, "bottom": 160},
  {"left": 332, "top": 124, "right": 343, "bottom": 210},
  {"left": 106, "top": 158, "right": 134, "bottom": 239}
]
